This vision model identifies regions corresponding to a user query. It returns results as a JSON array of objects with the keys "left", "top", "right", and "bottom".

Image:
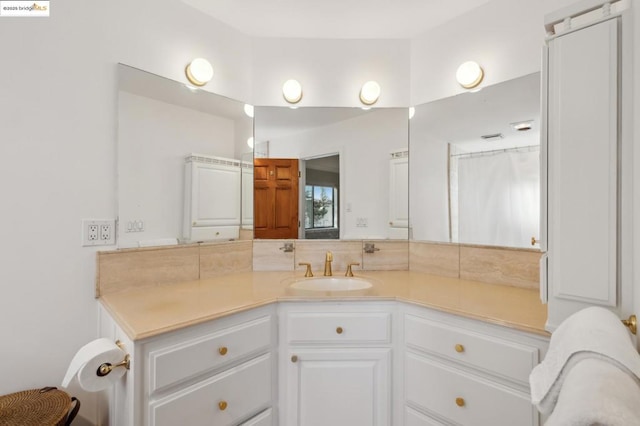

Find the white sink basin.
[{"left": 289, "top": 276, "right": 373, "bottom": 292}]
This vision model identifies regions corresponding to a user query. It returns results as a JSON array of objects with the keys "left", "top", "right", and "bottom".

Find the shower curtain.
[{"left": 454, "top": 148, "right": 540, "bottom": 248}]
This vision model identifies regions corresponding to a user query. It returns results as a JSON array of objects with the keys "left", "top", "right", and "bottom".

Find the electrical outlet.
[
  {"left": 82, "top": 219, "right": 116, "bottom": 246},
  {"left": 100, "top": 224, "right": 111, "bottom": 241},
  {"left": 88, "top": 224, "right": 99, "bottom": 241}
]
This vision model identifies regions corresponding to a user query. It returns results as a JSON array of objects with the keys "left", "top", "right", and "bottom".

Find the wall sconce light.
[
  {"left": 409, "top": 107, "right": 415, "bottom": 119},
  {"left": 456, "top": 61, "right": 484, "bottom": 89},
  {"left": 282, "top": 79, "right": 303, "bottom": 104},
  {"left": 244, "top": 104, "right": 254, "bottom": 118},
  {"left": 359, "top": 81, "right": 381, "bottom": 105},
  {"left": 247, "top": 137, "right": 254, "bottom": 148},
  {"left": 185, "top": 58, "right": 213, "bottom": 87}
]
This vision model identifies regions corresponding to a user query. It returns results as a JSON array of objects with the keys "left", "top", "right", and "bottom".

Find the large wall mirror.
[
  {"left": 117, "top": 63, "right": 537, "bottom": 249},
  {"left": 117, "top": 64, "right": 253, "bottom": 248},
  {"left": 410, "top": 72, "right": 541, "bottom": 248},
  {"left": 253, "top": 106, "right": 409, "bottom": 240}
]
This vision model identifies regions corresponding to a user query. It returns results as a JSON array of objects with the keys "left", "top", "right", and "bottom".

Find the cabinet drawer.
[
  {"left": 149, "top": 316, "right": 272, "bottom": 393},
  {"left": 150, "top": 354, "right": 271, "bottom": 426},
  {"left": 405, "top": 314, "right": 538, "bottom": 383},
  {"left": 405, "top": 353, "right": 536, "bottom": 426},
  {"left": 286, "top": 312, "right": 391, "bottom": 344},
  {"left": 405, "top": 406, "right": 443, "bottom": 426},
  {"left": 240, "top": 408, "right": 272, "bottom": 426}
]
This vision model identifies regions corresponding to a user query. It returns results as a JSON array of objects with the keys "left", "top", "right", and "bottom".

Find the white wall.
[
  {"left": 252, "top": 38, "right": 411, "bottom": 107},
  {"left": 0, "top": 0, "right": 251, "bottom": 422},
  {"left": 266, "top": 109, "right": 408, "bottom": 238},
  {"left": 410, "top": 0, "right": 578, "bottom": 105},
  {"left": 118, "top": 92, "right": 237, "bottom": 247}
]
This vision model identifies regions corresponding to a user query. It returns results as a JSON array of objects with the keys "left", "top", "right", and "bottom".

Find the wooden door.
[{"left": 254, "top": 159, "right": 299, "bottom": 239}]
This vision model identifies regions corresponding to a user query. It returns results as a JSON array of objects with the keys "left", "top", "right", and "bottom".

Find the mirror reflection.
[
  {"left": 117, "top": 64, "right": 253, "bottom": 248},
  {"left": 254, "top": 106, "right": 409, "bottom": 240},
  {"left": 410, "top": 72, "right": 541, "bottom": 248}
]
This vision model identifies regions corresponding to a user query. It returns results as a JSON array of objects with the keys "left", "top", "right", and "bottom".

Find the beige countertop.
[{"left": 99, "top": 271, "right": 549, "bottom": 341}]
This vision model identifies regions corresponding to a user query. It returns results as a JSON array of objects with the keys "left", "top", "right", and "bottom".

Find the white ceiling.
[
  {"left": 180, "top": 0, "right": 492, "bottom": 39},
  {"left": 254, "top": 106, "right": 371, "bottom": 142},
  {"left": 411, "top": 72, "right": 541, "bottom": 152},
  {"left": 118, "top": 64, "right": 247, "bottom": 121}
]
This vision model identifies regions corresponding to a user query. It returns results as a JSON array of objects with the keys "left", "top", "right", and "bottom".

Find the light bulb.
[
  {"left": 282, "top": 79, "right": 303, "bottom": 104},
  {"left": 185, "top": 58, "right": 213, "bottom": 87},
  {"left": 359, "top": 81, "right": 381, "bottom": 105},
  {"left": 456, "top": 61, "right": 484, "bottom": 89}
]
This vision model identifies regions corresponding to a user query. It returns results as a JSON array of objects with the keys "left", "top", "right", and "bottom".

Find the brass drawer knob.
[
  {"left": 455, "top": 344, "right": 465, "bottom": 353},
  {"left": 291, "top": 355, "right": 298, "bottom": 363},
  {"left": 218, "top": 401, "right": 228, "bottom": 411},
  {"left": 456, "top": 397, "right": 465, "bottom": 407},
  {"left": 336, "top": 327, "right": 343, "bottom": 334},
  {"left": 218, "top": 347, "right": 228, "bottom": 356}
]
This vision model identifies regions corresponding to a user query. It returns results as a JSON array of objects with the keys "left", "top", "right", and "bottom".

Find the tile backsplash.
[
  {"left": 252, "top": 240, "right": 410, "bottom": 274},
  {"left": 96, "top": 245, "right": 200, "bottom": 297},
  {"left": 96, "top": 241, "right": 252, "bottom": 297},
  {"left": 409, "top": 241, "right": 459, "bottom": 277},
  {"left": 410, "top": 241, "right": 541, "bottom": 290},
  {"left": 96, "top": 239, "right": 541, "bottom": 296},
  {"left": 253, "top": 240, "right": 296, "bottom": 271},
  {"left": 200, "top": 241, "right": 252, "bottom": 279}
]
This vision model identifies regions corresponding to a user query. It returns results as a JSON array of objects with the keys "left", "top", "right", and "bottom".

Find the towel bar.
[{"left": 621, "top": 315, "right": 637, "bottom": 335}]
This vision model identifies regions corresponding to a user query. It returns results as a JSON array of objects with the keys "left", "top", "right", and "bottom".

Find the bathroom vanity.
[{"left": 98, "top": 271, "right": 549, "bottom": 426}]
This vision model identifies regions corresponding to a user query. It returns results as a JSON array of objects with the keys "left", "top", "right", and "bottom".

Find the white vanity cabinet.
[
  {"left": 401, "top": 305, "right": 548, "bottom": 426},
  {"left": 541, "top": 2, "right": 633, "bottom": 330},
  {"left": 100, "top": 296, "right": 548, "bottom": 426},
  {"left": 278, "top": 302, "right": 396, "bottom": 426},
  {"left": 99, "top": 304, "right": 277, "bottom": 426}
]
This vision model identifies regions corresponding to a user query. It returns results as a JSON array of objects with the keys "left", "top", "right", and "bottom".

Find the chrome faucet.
[{"left": 324, "top": 251, "right": 333, "bottom": 276}]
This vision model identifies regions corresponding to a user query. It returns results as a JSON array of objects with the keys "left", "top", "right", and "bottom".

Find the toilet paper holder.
[{"left": 96, "top": 340, "right": 130, "bottom": 377}]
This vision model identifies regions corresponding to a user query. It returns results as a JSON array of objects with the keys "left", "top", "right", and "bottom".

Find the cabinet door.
[
  {"left": 190, "top": 162, "right": 241, "bottom": 227},
  {"left": 546, "top": 18, "right": 619, "bottom": 322},
  {"left": 283, "top": 348, "right": 391, "bottom": 426},
  {"left": 389, "top": 155, "right": 409, "bottom": 229}
]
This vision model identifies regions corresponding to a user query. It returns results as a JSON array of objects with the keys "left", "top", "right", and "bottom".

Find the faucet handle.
[
  {"left": 364, "top": 243, "right": 380, "bottom": 254},
  {"left": 345, "top": 263, "right": 360, "bottom": 277},
  {"left": 298, "top": 262, "right": 313, "bottom": 277},
  {"left": 280, "top": 242, "right": 294, "bottom": 252},
  {"left": 326, "top": 251, "right": 333, "bottom": 261}
]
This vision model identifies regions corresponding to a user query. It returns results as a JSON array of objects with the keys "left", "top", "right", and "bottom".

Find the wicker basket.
[{"left": 0, "top": 387, "right": 79, "bottom": 426}]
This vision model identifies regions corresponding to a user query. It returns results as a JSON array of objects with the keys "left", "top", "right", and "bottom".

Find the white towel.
[
  {"left": 529, "top": 306, "right": 640, "bottom": 415},
  {"left": 545, "top": 358, "right": 640, "bottom": 426}
]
